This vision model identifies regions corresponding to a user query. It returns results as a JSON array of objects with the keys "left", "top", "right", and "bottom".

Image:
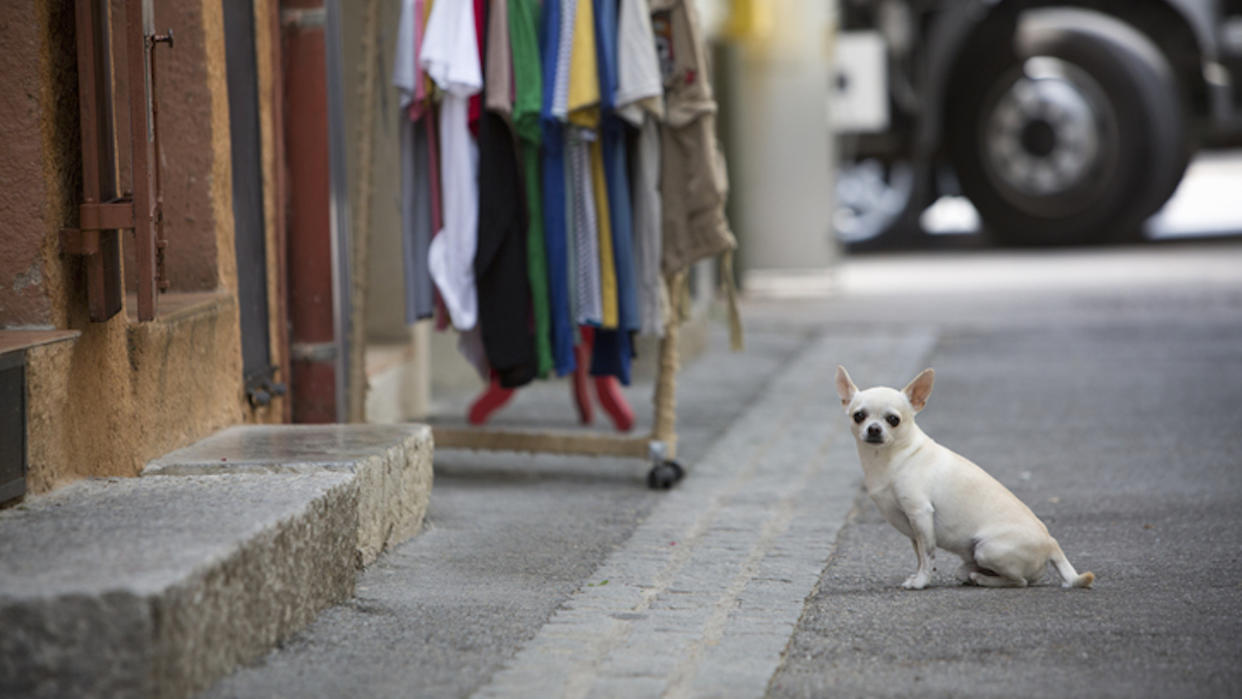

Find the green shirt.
[{"left": 510, "top": 0, "right": 552, "bottom": 376}]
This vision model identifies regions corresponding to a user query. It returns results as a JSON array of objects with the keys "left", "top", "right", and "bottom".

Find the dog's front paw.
[{"left": 901, "top": 573, "right": 930, "bottom": 590}]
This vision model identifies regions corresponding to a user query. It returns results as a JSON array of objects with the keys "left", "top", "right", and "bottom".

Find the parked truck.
[{"left": 831, "top": 0, "right": 1242, "bottom": 246}]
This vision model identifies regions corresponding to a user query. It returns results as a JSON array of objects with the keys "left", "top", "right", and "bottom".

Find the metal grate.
[{"left": 0, "top": 352, "right": 27, "bottom": 504}]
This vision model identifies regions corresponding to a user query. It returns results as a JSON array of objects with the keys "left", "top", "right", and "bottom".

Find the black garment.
[{"left": 475, "top": 105, "right": 537, "bottom": 388}]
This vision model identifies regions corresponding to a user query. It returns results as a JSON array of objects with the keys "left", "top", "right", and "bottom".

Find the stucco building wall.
[
  {"left": 24, "top": 296, "right": 244, "bottom": 493},
  {"left": 1, "top": 0, "right": 287, "bottom": 495},
  {"left": 0, "top": 1, "right": 78, "bottom": 329}
]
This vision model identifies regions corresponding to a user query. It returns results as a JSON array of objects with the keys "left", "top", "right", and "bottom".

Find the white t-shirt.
[
  {"left": 615, "top": 0, "right": 664, "bottom": 125},
  {"left": 421, "top": 0, "right": 482, "bottom": 97},
  {"left": 614, "top": 0, "right": 666, "bottom": 335},
  {"left": 421, "top": 0, "right": 483, "bottom": 331}
]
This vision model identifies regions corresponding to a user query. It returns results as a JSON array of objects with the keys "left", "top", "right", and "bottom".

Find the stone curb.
[
  {"left": 145, "top": 424, "right": 434, "bottom": 566},
  {"left": 1, "top": 423, "right": 434, "bottom": 698},
  {"left": 0, "top": 473, "right": 358, "bottom": 699}
]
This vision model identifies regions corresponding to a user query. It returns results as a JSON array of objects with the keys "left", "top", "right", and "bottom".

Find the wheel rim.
[
  {"left": 833, "top": 158, "right": 915, "bottom": 244},
  {"left": 979, "top": 56, "right": 1119, "bottom": 217}
]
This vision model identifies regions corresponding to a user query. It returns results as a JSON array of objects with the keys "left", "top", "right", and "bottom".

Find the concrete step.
[
  {"left": 0, "top": 424, "right": 432, "bottom": 699},
  {"left": 145, "top": 424, "right": 434, "bottom": 567}
]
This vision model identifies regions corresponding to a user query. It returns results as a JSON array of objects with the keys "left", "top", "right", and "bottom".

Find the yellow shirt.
[
  {"left": 567, "top": 0, "right": 600, "bottom": 128},
  {"left": 589, "top": 139, "right": 618, "bottom": 328}
]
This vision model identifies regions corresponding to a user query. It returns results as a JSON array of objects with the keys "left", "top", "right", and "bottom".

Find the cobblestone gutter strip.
[{"left": 474, "top": 329, "right": 938, "bottom": 698}]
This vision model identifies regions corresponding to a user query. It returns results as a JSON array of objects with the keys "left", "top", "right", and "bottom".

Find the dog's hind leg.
[
  {"left": 971, "top": 539, "right": 1034, "bottom": 588},
  {"left": 968, "top": 570, "right": 1028, "bottom": 587}
]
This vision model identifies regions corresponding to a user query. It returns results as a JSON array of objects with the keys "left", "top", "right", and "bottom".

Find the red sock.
[
  {"left": 594, "top": 376, "right": 634, "bottom": 432},
  {"left": 468, "top": 377, "right": 516, "bottom": 425},
  {"left": 572, "top": 346, "right": 593, "bottom": 425}
]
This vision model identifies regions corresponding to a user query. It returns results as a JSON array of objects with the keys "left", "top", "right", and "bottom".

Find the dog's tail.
[{"left": 1049, "top": 538, "right": 1095, "bottom": 588}]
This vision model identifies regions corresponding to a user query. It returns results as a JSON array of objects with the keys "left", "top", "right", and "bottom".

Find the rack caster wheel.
[{"left": 646, "top": 460, "right": 684, "bottom": 490}]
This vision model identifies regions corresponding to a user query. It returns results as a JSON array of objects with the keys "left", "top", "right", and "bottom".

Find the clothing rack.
[
  {"left": 404, "top": 0, "right": 737, "bottom": 489},
  {"left": 431, "top": 272, "right": 686, "bottom": 489}
]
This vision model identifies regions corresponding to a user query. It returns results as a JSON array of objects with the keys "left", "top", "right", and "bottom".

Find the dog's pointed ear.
[
  {"left": 835, "top": 365, "right": 858, "bottom": 405},
  {"left": 903, "top": 368, "right": 935, "bottom": 412}
]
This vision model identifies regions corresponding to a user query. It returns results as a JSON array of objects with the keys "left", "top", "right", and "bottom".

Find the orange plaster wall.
[
  {"left": 0, "top": 1, "right": 78, "bottom": 329},
  {"left": 6, "top": 0, "right": 292, "bottom": 495}
]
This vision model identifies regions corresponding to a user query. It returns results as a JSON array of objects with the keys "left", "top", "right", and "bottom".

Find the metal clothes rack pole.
[{"left": 431, "top": 273, "right": 688, "bottom": 489}]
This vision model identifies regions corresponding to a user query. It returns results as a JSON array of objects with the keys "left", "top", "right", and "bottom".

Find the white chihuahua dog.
[{"left": 835, "top": 366, "right": 1094, "bottom": 590}]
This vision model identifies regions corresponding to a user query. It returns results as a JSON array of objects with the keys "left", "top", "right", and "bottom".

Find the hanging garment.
[
  {"left": 397, "top": 0, "right": 436, "bottom": 120},
  {"left": 588, "top": 327, "right": 633, "bottom": 385},
  {"left": 589, "top": 0, "right": 619, "bottom": 333},
  {"left": 510, "top": 0, "right": 553, "bottom": 376},
  {"left": 475, "top": 2, "right": 536, "bottom": 388},
  {"left": 600, "top": 124, "right": 638, "bottom": 334},
  {"left": 566, "top": 128, "right": 603, "bottom": 326},
  {"left": 422, "top": 0, "right": 452, "bottom": 335},
  {"left": 422, "top": 0, "right": 484, "bottom": 331},
  {"left": 563, "top": 131, "right": 581, "bottom": 330},
  {"left": 594, "top": 0, "right": 639, "bottom": 334},
  {"left": 650, "top": 0, "right": 736, "bottom": 275},
  {"left": 426, "top": 111, "right": 453, "bottom": 332},
  {"left": 398, "top": 117, "right": 436, "bottom": 324},
  {"left": 541, "top": 122, "right": 575, "bottom": 375},
  {"left": 562, "top": 0, "right": 605, "bottom": 328},
  {"left": 567, "top": 0, "right": 600, "bottom": 128},
  {"left": 395, "top": 0, "right": 435, "bottom": 323},
  {"left": 551, "top": 0, "right": 576, "bottom": 121},
  {"left": 588, "top": 0, "right": 639, "bottom": 383},
  {"left": 457, "top": 326, "right": 491, "bottom": 381},
  {"left": 631, "top": 116, "right": 669, "bottom": 335},
  {"left": 614, "top": 0, "right": 667, "bottom": 337},
  {"left": 588, "top": 137, "right": 618, "bottom": 329},
  {"left": 615, "top": 0, "right": 664, "bottom": 124},
  {"left": 659, "top": 111, "right": 733, "bottom": 274},
  {"left": 541, "top": 0, "right": 577, "bottom": 374},
  {"left": 510, "top": 0, "right": 542, "bottom": 140},
  {"left": 395, "top": 0, "right": 428, "bottom": 112},
  {"left": 468, "top": 0, "right": 486, "bottom": 133},
  {"left": 422, "top": 0, "right": 438, "bottom": 113},
  {"left": 484, "top": 0, "right": 513, "bottom": 118},
  {"left": 475, "top": 111, "right": 536, "bottom": 387}
]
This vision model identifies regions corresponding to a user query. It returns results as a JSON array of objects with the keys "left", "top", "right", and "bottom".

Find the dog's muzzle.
[{"left": 865, "top": 425, "right": 884, "bottom": 443}]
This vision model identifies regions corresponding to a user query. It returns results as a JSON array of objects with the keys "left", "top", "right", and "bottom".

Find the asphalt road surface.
[
  {"left": 765, "top": 242, "right": 1242, "bottom": 698},
  {"left": 204, "top": 241, "right": 1242, "bottom": 698}
]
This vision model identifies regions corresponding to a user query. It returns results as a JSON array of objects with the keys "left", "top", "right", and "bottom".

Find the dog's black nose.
[{"left": 866, "top": 424, "right": 883, "bottom": 439}]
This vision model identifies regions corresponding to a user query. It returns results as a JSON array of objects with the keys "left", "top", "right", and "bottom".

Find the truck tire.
[
  {"left": 946, "top": 8, "right": 1186, "bottom": 246},
  {"left": 833, "top": 156, "right": 931, "bottom": 251}
]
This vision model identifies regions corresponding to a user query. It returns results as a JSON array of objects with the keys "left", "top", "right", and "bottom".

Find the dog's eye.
[
  {"left": 886, "top": 415, "right": 901, "bottom": 427},
  {"left": 852, "top": 410, "right": 866, "bottom": 424}
]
